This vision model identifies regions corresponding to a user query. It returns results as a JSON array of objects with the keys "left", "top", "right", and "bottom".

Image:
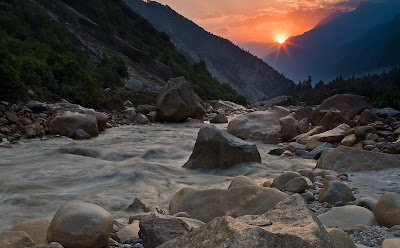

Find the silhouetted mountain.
[
  {"left": 124, "top": 0, "right": 293, "bottom": 102},
  {"left": 238, "top": 42, "right": 278, "bottom": 59},
  {"left": 264, "top": 0, "right": 400, "bottom": 83}
]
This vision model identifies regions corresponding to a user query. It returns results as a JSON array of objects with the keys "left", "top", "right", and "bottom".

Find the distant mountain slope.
[
  {"left": 124, "top": 0, "right": 293, "bottom": 102},
  {"left": 264, "top": 0, "right": 400, "bottom": 83}
]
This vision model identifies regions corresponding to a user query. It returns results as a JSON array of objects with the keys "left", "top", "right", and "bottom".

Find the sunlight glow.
[{"left": 275, "top": 33, "right": 288, "bottom": 44}]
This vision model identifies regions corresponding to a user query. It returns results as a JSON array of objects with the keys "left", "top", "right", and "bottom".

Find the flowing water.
[{"left": 1, "top": 122, "right": 398, "bottom": 232}]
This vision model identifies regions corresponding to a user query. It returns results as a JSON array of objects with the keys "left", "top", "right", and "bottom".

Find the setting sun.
[{"left": 275, "top": 33, "right": 288, "bottom": 44}]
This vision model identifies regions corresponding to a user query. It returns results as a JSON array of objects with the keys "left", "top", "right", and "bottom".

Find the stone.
[
  {"left": 311, "top": 94, "right": 373, "bottom": 125},
  {"left": 268, "top": 148, "right": 285, "bottom": 156},
  {"left": 296, "top": 107, "right": 313, "bottom": 120},
  {"left": 155, "top": 77, "right": 206, "bottom": 122},
  {"left": 319, "top": 108, "right": 352, "bottom": 130},
  {"left": 49, "top": 111, "right": 98, "bottom": 137},
  {"left": 271, "top": 171, "right": 302, "bottom": 191},
  {"left": 354, "top": 125, "right": 376, "bottom": 138},
  {"left": 382, "top": 238, "right": 400, "bottom": 248},
  {"left": 10, "top": 217, "right": 52, "bottom": 245},
  {"left": 319, "top": 181, "right": 355, "bottom": 205},
  {"left": 280, "top": 112, "right": 299, "bottom": 140},
  {"left": 327, "top": 228, "right": 356, "bottom": 248},
  {"left": 129, "top": 113, "right": 150, "bottom": 125},
  {"left": 72, "top": 129, "right": 91, "bottom": 140},
  {"left": 316, "top": 146, "right": 400, "bottom": 173},
  {"left": 161, "top": 195, "right": 334, "bottom": 248},
  {"left": 298, "top": 118, "right": 310, "bottom": 134},
  {"left": 0, "top": 231, "right": 35, "bottom": 248},
  {"left": 228, "top": 176, "right": 258, "bottom": 189},
  {"left": 26, "top": 101, "right": 48, "bottom": 113},
  {"left": 374, "top": 193, "right": 400, "bottom": 228},
  {"left": 6, "top": 112, "right": 19, "bottom": 123},
  {"left": 139, "top": 215, "right": 190, "bottom": 248},
  {"left": 306, "top": 142, "right": 333, "bottom": 159},
  {"left": 359, "top": 109, "right": 380, "bottom": 125},
  {"left": 296, "top": 126, "right": 326, "bottom": 144},
  {"left": 365, "top": 133, "right": 379, "bottom": 141},
  {"left": 341, "top": 134, "right": 357, "bottom": 147},
  {"left": 297, "top": 169, "right": 315, "bottom": 181},
  {"left": 307, "top": 124, "right": 350, "bottom": 146},
  {"left": 210, "top": 114, "right": 228, "bottom": 124},
  {"left": 117, "top": 221, "right": 140, "bottom": 243},
  {"left": 318, "top": 206, "right": 376, "bottom": 230},
  {"left": 285, "top": 177, "right": 308, "bottom": 193},
  {"left": 358, "top": 197, "right": 378, "bottom": 211},
  {"left": 372, "top": 107, "right": 400, "bottom": 117},
  {"left": 136, "top": 105, "right": 156, "bottom": 115},
  {"left": 169, "top": 186, "right": 287, "bottom": 223},
  {"left": 322, "top": 175, "right": 341, "bottom": 185},
  {"left": 227, "top": 107, "right": 290, "bottom": 144},
  {"left": 95, "top": 112, "right": 108, "bottom": 131},
  {"left": 287, "top": 142, "right": 307, "bottom": 152},
  {"left": 183, "top": 126, "right": 261, "bottom": 169},
  {"left": 124, "top": 100, "right": 133, "bottom": 108},
  {"left": 385, "top": 116, "right": 397, "bottom": 125},
  {"left": 47, "top": 201, "right": 113, "bottom": 248}
]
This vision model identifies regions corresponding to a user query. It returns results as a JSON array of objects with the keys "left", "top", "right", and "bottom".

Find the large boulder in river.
[
  {"left": 161, "top": 195, "right": 334, "bottom": 248},
  {"left": 316, "top": 146, "right": 400, "bottom": 173},
  {"left": 210, "top": 113, "right": 228, "bottom": 124},
  {"left": 10, "top": 217, "right": 52, "bottom": 245},
  {"left": 155, "top": 77, "right": 206, "bottom": 122},
  {"left": 227, "top": 106, "right": 290, "bottom": 144},
  {"left": 47, "top": 201, "right": 113, "bottom": 248},
  {"left": 184, "top": 126, "right": 261, "bottom": 169},
  {"left": 359, "top": 109, "right": 380, "bottom": 125},
  {"left": 373, "top": 193, "right": 400, "bottom": 228},
  {"left": 48, "top": 111, "right": 99, "bottom": 137},
  {"left": 311, "top": 94, "right": 373, "bottom": 125},
  {"left": 169, "top": 186, "right": 287, "bottom": 223},
  {"left": 319, "top": 108, "right": 353, "bottom": 130},
  {"left": 279, "top": 112, "right": 299, "bottom": 140}
]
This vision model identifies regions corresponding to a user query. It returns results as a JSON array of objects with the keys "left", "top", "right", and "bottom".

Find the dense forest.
[
  {"left": 285, "top": 67, "right": 400, "bottom": 109},
  {"left": 0, "top": 0, "right": 247, "bottom": 107}
]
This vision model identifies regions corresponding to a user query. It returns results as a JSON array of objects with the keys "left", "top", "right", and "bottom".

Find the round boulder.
[
  {"left": 319, "top": 181, "right": 355, "bottom": 205},
  {"left": 210, "top": 114, "right": 228, "bottom": 124},
  {"left": 271, "top": 171, "right": 301, "bottom": 191},
  {"left": 374, "top": 193, "right": 400, "bottom": 228}
]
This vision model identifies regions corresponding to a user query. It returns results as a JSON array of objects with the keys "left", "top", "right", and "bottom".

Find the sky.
[{"left": 156, "top": 0, "right": 365, "bottom": 44}]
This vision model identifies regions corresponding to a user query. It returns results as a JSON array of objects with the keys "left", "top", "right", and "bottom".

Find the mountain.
[
  {"left": 238, "top": 42, "right": 278, "bottom": 59},
  {"left": 123, "top": 0, "right": 293, "bottom": 102},
  {"left": 264, "top": 0, "right": 400, "bottom": 83},
  {"left": 0, "top": 0, "right": 246, "bottom": 106}
]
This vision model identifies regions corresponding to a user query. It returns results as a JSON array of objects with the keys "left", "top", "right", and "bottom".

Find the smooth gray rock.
[{"left": 319, "top": 181, "right": 355, "bottom": 205}]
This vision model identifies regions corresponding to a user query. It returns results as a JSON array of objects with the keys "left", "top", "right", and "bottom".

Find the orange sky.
[{"left": 156, "top": 0, "right": 362, "bottom": 43}]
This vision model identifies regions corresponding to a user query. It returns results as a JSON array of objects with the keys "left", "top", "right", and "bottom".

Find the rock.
[
  {"left": 121, "top": 108, "right": 135, "bottom": 118},
  {"left": 319, "top": 108, "right": 352, "bottom": 130},
  {"left": 306, "top": 142, "right": 333, "bottom": 159},
  {"left": 26, "top": 101, "right": 48, "bottom": 113},
  {"left": 287, "top": 142, "right": 307, "bottom": 152},
  {"left": 136, "top": 105, "right": 156, "bottom": 115},
  {"left": 382, "top": 238, "right": 400, "bottom": 248},
  {"left": 319, "top": 181, "right": 355, "bottom": 205},
  {"left": 307, "top": 124, "right": 350, "bottom": 145},
  {"left": 227, "top": 107, "right": 290, "bottom": 144},
  {"left": 322, "top": 175, "right": 340, "bottom": 185},
  {"left": 365, "top": 133, "right": 379, "bottom": 141},
  {"left": 358, "top": 197, "right": 378, "bottom": 211},
  {"left": 49, "top": 111, "right": 98, "bottom": 137},
  {"left": 316, "top": 146, "right": 400, "bottom": 173},
  {"left": 296, "top": 126, "right": 326, "bottom": 144},
  {"left": 210, "top": 113, "right": 228, "bottom": 124},
  {"left": 169, "top": 186, "right": 287, "bottom": 223},
  {"left": 280, "top": 112, "right": 299, "bottom": 140},
  {"left": 161, "top": 195, "right": 334, "bottom": 248},
  {"left": 0, "top": 231, "right": 35, "bottom": 248},
  {"left": 183, "top": 125, "right": 261, "bottom": 169},
  {"left": 102, "top": 97, "right": 124, "bottom": 111},
  {"left": 155, "top": 77, "right": 206, "bottom": 122},
  {"left": 271, "top": 171, "right": 302, "bottom": 191},
  {"left": 124, "top": 100, "right": 133, "bottom": 108},
  {"left": 384, "top": 116, "right": 397, "bottom": 125},
  {"left": 129, "top": 113, "right": 150, "bottom": 125},
  {"left": 311, "top": 94, "right": 373, "bottom": 125},
  {"left": 47, "top": 201, "right": 113, "bottom": 248},
  {"left": 10, "top": 217, "right": 52, "bottom": 245},
  {"left": 318, "top": 206, "right": 376, "bottom": 230},
  {"left": 139, "top": 215, "right": 190, "bottom": 248},
  {"left": 6, "top": 112, "right": 19, "bottom": 123},
  {"left": 297, "top": 169, "right": 315, "bottom": 181},
  {"left": 268, "top": 148, "right": 285, "bottom": 156},
  {"left": 296, "top": 107, "right": 313, "bottom": 120},
  {"left": 359, "top": 109, "right": 380, "bottom": 125},
  {"left": 72, "top": 129, "right": 91, "bottom": 140},
  {"left": 327, "top": 228, "right": 356, "bottom": 248},
  {"left": 126, "top": 197, "right": 149, "bottom": 213},
  {"left": 95, "top": 112, "right": 108, "bottom": 131},
  {"left": 285, "top": 177, "right": 308, "bottom": 193},
  {"left": 117, "top": 221, "right": 140, "bottom": 243},
  {"left": 354, "top": 125, "right": 376, "bottom": 138},
  {"left": 371, "top": 107, "right": 400, "bottom": 117},
  {"left": 298, "top": 118, "right": 310, "bottom": 133},
  {"left": 228, "top": 176, "right": 258, "bottom": 189},
  {"left": 374, "top": 193, "right": 400, "bottom": 228},
  {"left": 341, "top": 134, "right": 357, "bottom": 147}
]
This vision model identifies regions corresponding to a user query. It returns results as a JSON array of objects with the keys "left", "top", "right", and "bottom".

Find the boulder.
[
  {"left": 285, "top": 177, "right": 308, "bottom": 193},
  {"left": 307, "top": 124, "right": 350, "bottom": 145},
  {"left": 297, "top": 169, "right": 315, "bottom": 181},
  {"left": 124, "top": 100, "right": 133, "bottom": 108},
  {"left": 139, "top": 215, "right": 190, "bottom": 248},
  {"left": 169, "top": 186, "right": 287, "bottom": 223},
  {"left": 129, "top": 113, "right": 150, "bottom": 125},
  {"left": 117, "top": 221, "right": 139, "bottom": 243},
  {"left": 10, "top": 217, "right": 52, "bottom": 245},
  {"left": 47, "top": 201, "right": 113, "bottom": 248},
  {"left": 318, "top": 206, "right": 376, "bottom": 230},
  {"left": 72, "top": 129, "right": 91, "bottom": 140},
  {"left": 26, "top": 101, "right": 48, "bottom": 113},
  {"left": 306, "top": 142, "right": 333, "bottom": 159},
  {"left": 271, "top": 171, "right": 302, "bottom": 191},
  {"left": 341, "top": 134, "right": 357, "bottom": 147},
  {"left": 354, "top": 125, "right": 376, "bottom": 138},
  {"left": 136, "top": 105, "right": 156, "bottom": 115},
  {"left": 316, "top": 146, "right": 400, "bottom": 173},
  {"left": 161, "top": 195, "right": 334, "bottom": 248},
  {"left": 155, "top": 77, "right": 206, "bottom": 122},
  {"left": 327, "top": 228, "right": 356, "bottom": 248},
  {"left": 95, "top": 112, "right": 108, "bottom": 131},
  {"left": 298, "top": 118, "right": 310, "bottom": 134},
  {"left": 183, "top": 126, "right": 261, "bottom": 170},
  {"left": 210, "top": 113, "right": 228, "bottom": 124},
  {"left": 296, "top": 126, "right": 326, "bottom": 144},
  {"left": 227, "top": 107, "right": 290, "bottom": 144},
  {"left": 280, "top": 112, "right": 299, "bottom": 141},
  {"left": 296, "top": 107, "right": 313, "bottom": 120},
  {"left": 5, "top": 112, "right": 19, "bottom": 124},
  {"left": 373, "top": 193, "right": 400, "bottom": 228},
  {"left": 319, "top": 181, "right": 355, "bottom": 205},
  {"left": 319, "top": 108, "right": 352, "bottom": 130},
  {"left": 358, "top": 197, "right": 378, "bottom": 211},
  {"left": 359, "top": 109, "right": 380, "bottom": 125},
  {"left": 48, "top": 111, "right": 98, "bottom": 137},
  {"left": 371, "top": 107, "right": 400, "bottom": 117},
  {"left": 382, "top": 238, "right": 400, "bottom": 248},
  {"left": 311, "top": 94, "right": 373, "bottom": 125},
  {"left": 287, "top": 142, "right": 307, "bottom": 152},
  {"left": 228, "top": 176, "right": 258, "bottom": 189},
  {"left": 0, "top": 231, "right": 35, "bottom": 248},
  {"left": 268, "top": 148, "right": 285, "bottom": 156}
]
